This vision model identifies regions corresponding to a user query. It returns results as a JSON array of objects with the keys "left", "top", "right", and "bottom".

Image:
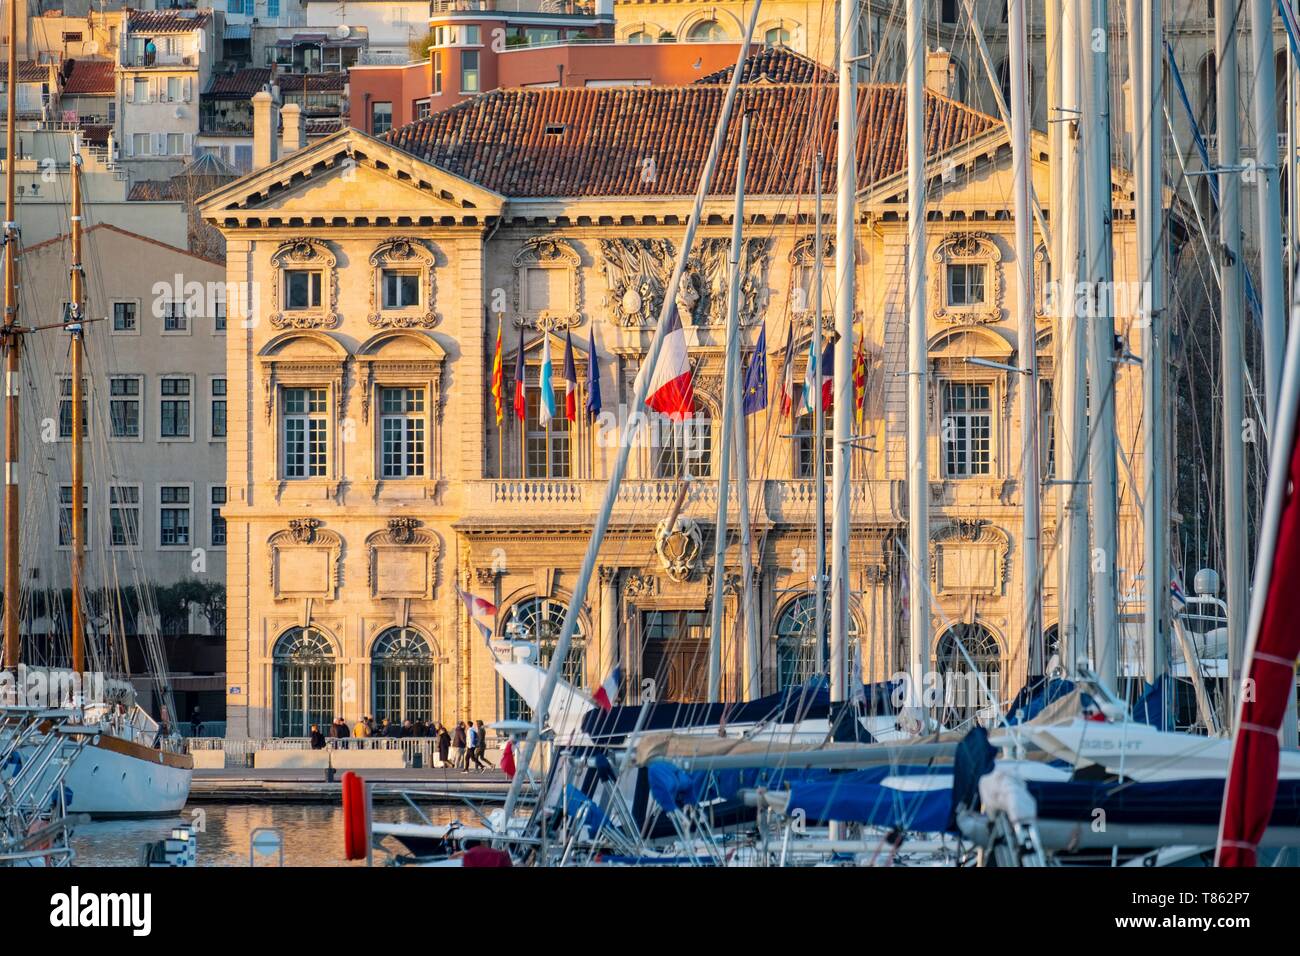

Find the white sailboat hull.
[{"left": 29, "top": 732, "right": 193, "bottom": 818}]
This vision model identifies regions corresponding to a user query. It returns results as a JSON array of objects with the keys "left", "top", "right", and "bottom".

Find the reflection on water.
[{"left": 71, "top": 802, "right": 477, "bottom": 867}]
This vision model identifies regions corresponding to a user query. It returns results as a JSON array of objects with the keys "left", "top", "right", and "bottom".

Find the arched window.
[
  {"left": 653, "top": 407, "right": 712, "bottom": 478},
  {"left": 627, "top": 30, "right": 652, "bottom": 44},
  {"left": 372, "top": 627, "right": 435, "bottom": 724},
  {"left": 1042, "top": 623, "right": 1062, "bottom": 671},
  {"left": 775, "top": 593, "right": 859, "bottom": 690},
  {"left": 934, "top": 624, "right": 1002, "bottom": 726},
  {"left": 502, "top": 596, "right": 587, "bottom": 720},
  {"left": 273, "top": 627, "right": 336, "bottom": 737},
  {"left": 763, "top": 26, "right": 790, "bottom": 47},
  {"left": 686, "top": 19, "right": 726, "bottom": 43}
]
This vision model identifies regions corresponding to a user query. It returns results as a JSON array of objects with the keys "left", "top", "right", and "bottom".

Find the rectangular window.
[
  {"left": 112, "top": 300, "right": 137, "bottom": 332},
  {"left": 109, "top": 376, "right": 141, "bottom": 439},
  {"left": 942, "top": 382, "right": 993, "bottom": 477},
  {"left": 211, "top": 378, "right": 227, "bottom": 439},
  {"left": 210, "top": 486, "right": 227, "bottom": 547},
  {"left": 109, "top": 485, "right": 140, "bottom": 548},
  {"left": 461, "top": 51, "right": 480, "bottom": 93},
  {"left": 463, "top": 25, "right": 481, "bottom": 45},
  {"left": 166, "top": 76, "right": 182, "bottom": 102},
  {"left": 414, "top": 98, "right": 431, "bottom": 119},
  {"left": 214, "top": 293, "right": 227, "bottom": 332},
  {"left": 133, "top": 78, "right": 148, "bottom": 103},
  {"left": 284, "top": 270, "right": 321, "bottom": 310},
  {"left": 794, "top": 408, "right": 833, "bottom": 480},
  {"left": 371, "top": 101, "right": 392, "bottom": 135},
  {"left": 267, "top": 0, "right": 280, "bottom": 17},
  {"left": 381, "top": 270, "right": 420, "bottom": 309},
  {"left": 132, "top": 132, "right": 150, "bottom": 156},
  {"left": 160, "top": 377, "right": 192, "bottom": 439},
  {"left": 946, "top": 263, "right": 987, "bottom": 307},
  {"left": 523, "top": 371, "right": 569, "bottom": 478},
  {"left": 433, "top": 53, "right": 443, "bottom": 94},
  {"left": 282, "top": 387, "right": 328, "bottom": 478},
  {"left": 161, "top": 298, "right": 189, "bottom": 332},
  {"left": 379, "top": 387, "right": 426, "bottom": 478},
  {"left": 159, "top": 486, "right": 191, "bottom": 547},
  {"left": 1040, "top": 378, "right": 1056, "bottom": 480},
  {"left": 58, "top": 485, "right": 89, "bottom": 549},
  {"left": 166, "top": 132, "right": 185, "bottom": 155},
  {"left": 653, "top": 414, "right": 711, "bottom": 479},
  {"left": 58, "top": 377, "right": 88, "bottom": 440}
]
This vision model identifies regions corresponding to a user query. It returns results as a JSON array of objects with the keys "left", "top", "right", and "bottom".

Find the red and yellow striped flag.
[
  {"left": 852, "top": 336, "right": 867, "bottom": 428},
  {"left": 490, "top": 315, "right": 504, "bottom": 424}
]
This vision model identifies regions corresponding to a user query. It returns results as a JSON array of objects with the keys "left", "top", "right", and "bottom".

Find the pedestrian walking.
[
  {"left": 474, "top": 719, "right": 493, "bottom": 770},
  {"left": 437, "top": 724, "right": 451, "bottom": 767},
  {"left": 452, "top": 721, "right": 467, "bottom": 769}
]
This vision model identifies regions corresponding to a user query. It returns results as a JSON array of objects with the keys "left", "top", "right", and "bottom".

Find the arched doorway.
[
  {"left": 273, "top": 627, "right": 336, "bottom": 737},
  {"left": 774, "top": 592, "right": 861, "bottom": 690},
  {"left": 934, "top": 623, "right": 1002, "bottom": 726},
  {"left": 371, "top": 627, "right": 435, "bottom": 725},
  {"left": 502, "top": 596, "right": 587, "bottom": 721}
]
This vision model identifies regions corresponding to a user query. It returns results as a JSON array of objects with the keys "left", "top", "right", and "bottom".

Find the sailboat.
[{"left": 0, "top": 12, "right": 191, "bottom": 819}]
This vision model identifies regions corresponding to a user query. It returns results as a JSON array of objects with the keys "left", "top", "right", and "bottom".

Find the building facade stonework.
[{"left": 204, "top": 60, "right": 1153, "bottom": 738}]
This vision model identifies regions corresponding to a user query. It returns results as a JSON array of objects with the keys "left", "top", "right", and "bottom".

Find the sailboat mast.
[
  {"left": 1250, "top": 0, "right": 1286, "bottom": 428},
  {"left": 1080, "top": 0, "right": 1120, "bottom": 692},
  {"left": 707, "top": 111, "right": 750, "bottom": 703},
  {"left": 830, "top": 0, "right": 857, "bottom": 705},
  {"left": 905, "top": 0, "right": 929, "bottom": 709},
  {"left": 1216, "top": 0, "right": 1248, "bottom": 721},
  {"left": 2, "top": 0, "right": 20, "bottom": 671},
  {"left": 1009, "top": 0, "right": 1043, "bottom": 674},
  {"left": 1140, "top": 0, "right": 1168, "bottom": 682},
  {"left": 726, "top": 120, "right": 760, "bottom": 702},
  {"left": 68, "top": 146, "right": 86, "bottom": 678},
  {"left": 1056, "top": 0, "right": 1089, "bottom": 675},
  {"left": 813, "top": 159, "right": 826, "bottom": 676}
]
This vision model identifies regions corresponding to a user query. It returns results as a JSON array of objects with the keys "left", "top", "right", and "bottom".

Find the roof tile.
[
  {"left": 385, "top": 82, "right": 996, "bottom": 198},
  {"left": 62, "top": 59, "right": 115, "bottom": 95}
]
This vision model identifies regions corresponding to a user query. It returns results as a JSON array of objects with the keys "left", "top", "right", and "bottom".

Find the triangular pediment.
[{"left": 200, "top": 129, "right": 505, "bottom": 227}]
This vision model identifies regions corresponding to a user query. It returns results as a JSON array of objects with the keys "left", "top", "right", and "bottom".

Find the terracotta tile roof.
[
  {"left": 385, "top": 83, "right": 997, "bottom": 198},
  {"left": 695, "top": 46, "right": 836, "bottom": 86},
  {"left": 62, "top": 59, "right": 115, "bottom": 95},
  {"left": 279, "top": 72, "right": 348, "bottom": 93},
  {"left": 307, "top": 117, "right": 344, "bottom": 136},
  {"left": 204, "top": 67, "right": 273, "bottom": 99},
  {"left": 128, "top": 179, "right": 181, "bottom": 202},
  {"left": 126, "top": 10, "right": 213, "bottom": 34},
  {"left": 0, "top": 62, "right": 51, "bottom": 83}
]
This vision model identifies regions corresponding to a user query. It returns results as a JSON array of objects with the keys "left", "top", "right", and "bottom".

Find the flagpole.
[{"left": 495, "top": 0, "right": 765, "bottom": 845}]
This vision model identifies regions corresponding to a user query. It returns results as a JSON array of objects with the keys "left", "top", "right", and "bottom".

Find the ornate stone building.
[{"left": 203, "top": 49, "right": 1153, "bottom": 738}]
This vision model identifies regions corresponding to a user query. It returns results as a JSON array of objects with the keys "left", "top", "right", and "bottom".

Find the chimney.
[
  {"left": 281, "top": 101, "right": 304, "bottom": 155},
  {"left": 926, "top": 48, "right": 952, "bottom": 97},
  {"left": 252, "top": 89, "right": 279, "bottom": 170}
]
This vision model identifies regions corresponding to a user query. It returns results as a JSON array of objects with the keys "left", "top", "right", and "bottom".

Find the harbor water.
[{"left": 70, "top": 802, "right": 477, "bottom": 867}]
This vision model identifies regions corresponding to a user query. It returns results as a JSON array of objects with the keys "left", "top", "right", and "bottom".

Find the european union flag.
[{"left": 742, "top": 325, "right": 767, "bottom": 415}]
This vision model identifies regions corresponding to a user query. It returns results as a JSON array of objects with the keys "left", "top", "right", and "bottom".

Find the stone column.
[{"left": 598, "top": 566, "right": 618, "bottom": 680}]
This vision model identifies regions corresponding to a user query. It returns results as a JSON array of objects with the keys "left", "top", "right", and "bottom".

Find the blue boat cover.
[
  {"left": 581, "top": 678, "right": 900, "bottom": 741},
  {"left": 1004, "top": 676, "right": 1077, "bottom": 723},
  {"left": 785, "top": 765, "right": 955, "bottom": 832}
]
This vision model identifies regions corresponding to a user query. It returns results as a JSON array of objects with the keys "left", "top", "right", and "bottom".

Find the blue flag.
[
  {"left": 742, "top": 326, "right": 768, "bottom": 415},
  {"left": 585, "top": 325, "right": 602, "bottom": 422}
]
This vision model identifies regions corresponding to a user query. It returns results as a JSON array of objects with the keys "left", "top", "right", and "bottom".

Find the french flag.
[
  {"left": 592, "top": 666, "right": 622, "bottom": 712},
  {"left": 633, "top": 311, "right": 694, "bottom": 420},
  {"left": 456, "top": 587, "right": 498, "bottom": 644},
  {"left": 563, "top": 330, "right": 579, "bottom": 422}
]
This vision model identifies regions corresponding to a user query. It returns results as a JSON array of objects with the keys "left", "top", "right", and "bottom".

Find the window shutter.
[
  {"left": 154, "top": 132, "right": 165, "bottom": 156},
  {"left": 125, "top": 81, "right": 134, "bottom": 103},
  {"left": 184, "top": 77, "right": 192, "bottom": 102},
  {"left": 184, "top": 133, "right": 193, "bottom": 155}
]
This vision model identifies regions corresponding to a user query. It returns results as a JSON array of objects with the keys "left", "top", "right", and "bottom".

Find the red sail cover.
[{"left": 1218, "top": 413, "right": 1300, "bottom": 866}]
